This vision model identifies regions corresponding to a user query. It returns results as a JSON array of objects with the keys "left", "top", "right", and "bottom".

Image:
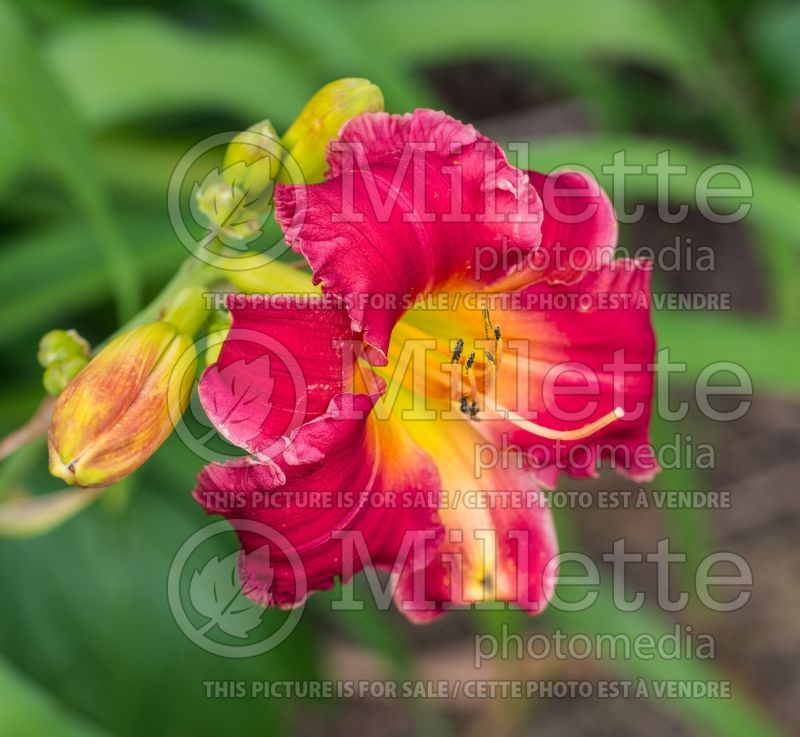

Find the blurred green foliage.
[{"left": 0, "top": 0, "right": 798, "bottom": 735}]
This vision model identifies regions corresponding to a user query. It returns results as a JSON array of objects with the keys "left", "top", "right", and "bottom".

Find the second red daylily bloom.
[{"left": 194, "top": 109, "right": 658, "bottom": 621}]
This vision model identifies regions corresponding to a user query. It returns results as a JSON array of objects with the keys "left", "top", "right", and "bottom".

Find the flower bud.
[
  {"left": 48, "top": 322, "right": 197, "bottom": 488},
  {"left": 223, "top": 118, "right": 282, "bottom": 199},
  {"left": 38, "top": 329, "right": 90, "bottom": 396},
  {"left": 43, "top": 356, "right": 88, "bottom": 397},
  {"left": 279, "top": 78, "right": 383, "bottom": 184},
  {"left": 37, "top": 329, "right": 89, "bottom": 368},
  {"left": 194, "top": 181, "right": 263, "bottom": 244}
]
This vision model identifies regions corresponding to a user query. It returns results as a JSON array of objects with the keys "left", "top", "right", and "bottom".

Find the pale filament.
[{"left": 492, "top": 405, "right": 625, "bottom": 440}]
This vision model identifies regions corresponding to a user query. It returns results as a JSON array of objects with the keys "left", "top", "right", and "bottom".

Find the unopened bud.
[
  {"left": 43, "top": 356, "right": 88, "bottom": 396},
  {"left": 223, "top": 118, "right": 282, "bottom": 199},
  {"left": 48, "top": 322, "right": 197, "bottom": 487},
  {"left": 194, "top": 181, "right": 263, "bottom": 244},
  {"left": 37, "top": 329, "right": 89, "bottom": 368},
  {"left": 38, "top": 329, "right": 91, "bottom": 396},
  {"left": 280, "top": 78, "right": 383, "bottom": 184}
]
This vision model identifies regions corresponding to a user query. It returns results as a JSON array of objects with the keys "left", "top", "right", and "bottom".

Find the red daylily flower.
[{"left": 193, "top": 109, "right": 658, "bottom": 621}]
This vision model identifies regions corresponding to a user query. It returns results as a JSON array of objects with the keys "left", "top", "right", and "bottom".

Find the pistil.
[{"left": 447, "top": 308, "right": 625, "bottom": 440}]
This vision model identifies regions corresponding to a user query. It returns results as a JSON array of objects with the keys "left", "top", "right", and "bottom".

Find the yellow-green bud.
[
  {"left": 194, "top": 181, "right": 263, "bottom": 243},
  {"left": 43, "top": 356, "right": 88, "bottom": 396},
  {"left": 279, "top": 78, "right": 384, "bottom": 185},
  {"left": 37, "top": 329, "right": 89, "bottom": 368},
  {"left": 223, "top": 119, "right": 282, "bottom": 199},
  {"left": 48, "top": 322, "right": 197, "bottom": 488}
]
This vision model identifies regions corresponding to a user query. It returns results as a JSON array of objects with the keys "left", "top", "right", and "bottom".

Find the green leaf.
[
  {"left": 0, "top": 2, "right": 140, "bottom": 320},
  {"left": 45, "top": 12, "right": 311, "bottom": 130},
  {"left": 0, "top": 107, "right": 25, "bottom": 197},
  {"left": 750, "top": 2, "right": 800, "bottom": 94},
  {"left": 0, "top": 215, "right": 183, "bottom": 347},
  {"left": 236, "top": 0, "right": 434, "bottom": 111},
  {"left": 654, "top": 311, "right": 800, "bottom": 394},
  {"left": 0, "top": 484, "right": 310, "bottom": 736},
  {"left": 351, "top": 0, "right": 695, "bottom": 75},
  {"left": 356, "top": 0, "right": 773, "bottom": 161},
  {"left": 0, "top": 653, "right": 115, "bottom": 737}
]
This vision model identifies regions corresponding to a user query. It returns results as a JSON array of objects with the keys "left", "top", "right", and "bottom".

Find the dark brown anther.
[{"left": 451, "top": 338, "right": 464, "bottom": 363}]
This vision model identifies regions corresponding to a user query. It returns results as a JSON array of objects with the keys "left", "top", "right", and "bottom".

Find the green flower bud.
[
  {"left": 37, "top": 329, "right": 89, "bottom": 368},
  {"left": 43, "top": 356, "right": 89, "bottom": 396},
  {"left": 223, "top": 119, "right": 282, "bottom": 199},
  {"left": 194, "top": 181, "right": 263, "bottom": 244}
]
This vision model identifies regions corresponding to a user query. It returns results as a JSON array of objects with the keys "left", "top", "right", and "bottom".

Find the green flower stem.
[
  {"left": 161, "top": 286, "right": 211, "bottom": 336},
  {"left": 99, "top": 233, "right": 224, "bottom": 349}
]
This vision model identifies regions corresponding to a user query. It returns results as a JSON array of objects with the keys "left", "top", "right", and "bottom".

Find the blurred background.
[{"left": 0, "top": 0, "right": 799, "bottom": 735}]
